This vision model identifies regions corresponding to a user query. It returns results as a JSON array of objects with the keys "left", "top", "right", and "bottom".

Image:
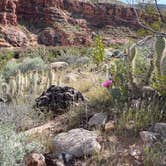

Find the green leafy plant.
[
  {"left": 92, "top": 35, "right": 105, "bottom": 66},
  {"left": 19, "top": 57, "right": 47, "bottom": 74},
  {"left": 0, "top": 123, "right": 43, "bottom": 166}
]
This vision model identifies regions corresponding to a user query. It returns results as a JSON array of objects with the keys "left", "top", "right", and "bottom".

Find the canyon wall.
[{"left": 0, "top": 0, "right": 159, "bottom": 47}]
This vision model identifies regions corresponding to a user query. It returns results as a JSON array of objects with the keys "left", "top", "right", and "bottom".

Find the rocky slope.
[{"left": 0, "top": 0, "right": 158, "bottom": 47}]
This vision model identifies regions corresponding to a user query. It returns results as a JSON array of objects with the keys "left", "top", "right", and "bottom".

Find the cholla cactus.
[
  {"left": 154, "top": 36, "right": 165, "bottom": 75},
  {"left": 160, "top": 38, "right": 166, "bottom": 76}
]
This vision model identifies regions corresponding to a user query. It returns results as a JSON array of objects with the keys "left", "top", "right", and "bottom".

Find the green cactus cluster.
[
  {"left": 154, "top": 36, "right": 165, "bottom": 76},
  {"left": 160, "top": 52, "right": 166, "bottom": 76}
]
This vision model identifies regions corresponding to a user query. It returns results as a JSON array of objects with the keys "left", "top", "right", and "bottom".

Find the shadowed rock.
[{"left": 35, "top": 85, "right": 84, "bottom": 113}]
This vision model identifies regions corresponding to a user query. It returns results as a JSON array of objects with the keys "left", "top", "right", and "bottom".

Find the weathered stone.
[
  {"left": 140, "top": 131, "right": 161, "bottom": 146},
  {"left": 88, "top": 112, "right": 108, "bottom": 128},
  {"left": 53, "top": 128, "right": 101, "bottom": 157},
  {"left": 49, "top": 62, "right": 69, "bottom": 71},
  {"left": 154, "top": 123, "right": 166, "bottom": 138},
  {"left": 24, "top": 153, "right": 46, "bottom": 166},
  {"left": 0, "top": 0, "right": 17, "bottom": 26},
  {"left": 1, "top": 26, "right": 27, "bottom": 47},
  {"left": 129, "top": 144, "right": 143, "bottom": 161},
  {"left": 105, "top": 121, "right": 115, "bottom": 132},
  {"left": 35, "top": 85, "right": 84, "bottom": 113},
  {"left": 63, "top": 73, "right": 79, "bottom": 83},
  {"left": 0, "top": 0, "right": 162, "bottom": 47}
]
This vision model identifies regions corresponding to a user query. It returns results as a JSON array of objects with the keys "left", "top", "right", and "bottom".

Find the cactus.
[
  {"left": 127, "top": 43, "right": 137, "bottom": 85},
  {"left": 154, "top": 36, "right": 165, "bottom": 76},
  {"left": 160, "top": 38, "right": 166, "bottom": 76}
]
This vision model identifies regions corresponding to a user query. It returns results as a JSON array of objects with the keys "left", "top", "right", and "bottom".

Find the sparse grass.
[
  {"left": 143, "top": 142, "right": 166, "bottom": 166},
  {"left": 116, "top": 106, "right": 163, "bottom": 135}
]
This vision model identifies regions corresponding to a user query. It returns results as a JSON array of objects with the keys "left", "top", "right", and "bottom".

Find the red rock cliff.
[
  {"left": 17, "top": 0, "right": 139, "bottom": 28},
  {"left": 0, "top": 0, "right": 17, "bottom": 25}
]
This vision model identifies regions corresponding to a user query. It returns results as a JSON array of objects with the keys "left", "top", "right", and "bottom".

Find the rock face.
[
  {"left": 0, "top": 0, "right": 161, "bottom": 47},
  {"left": 0, "top": 0, "right": 17, "bottom": 26},
  {"left": 1, "top": 26, "right": 27, "bottom": 47},
  {"left": 17, "top": 0, "right": 139, "bottom": 28},
  {"left": 53, "top": 128, "right": 101, "bottom": 157},
  {"left": 35, "top": 85, "right": 84, "bottom": 113}
]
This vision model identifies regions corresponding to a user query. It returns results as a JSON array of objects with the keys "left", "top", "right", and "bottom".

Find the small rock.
[
  {"left": 53, "top": 128, "right": 101, "bottom": 157},
  {"left": 50, "top": 62, "right": 69, "bottom": 71},
  {"left": 24, "top": 153, "right": 46, "bottom": 166},
  {"left": 129, "top": 144, "right": 142, "bottom": 161},
  {"left": 88, "top": 112, "right": 108, "bottom": 128},
  {"left": 140, "top": 131, "right": 160, "bottom": 146},
  {"left": 154, "top": 123, "right": 166, "bottom": 138},
  {"left": 63, "top": 73, "right": 79, "bottom": 83},
  {"left": 104, "top": 121, "right": 115, "bottom": 132}
]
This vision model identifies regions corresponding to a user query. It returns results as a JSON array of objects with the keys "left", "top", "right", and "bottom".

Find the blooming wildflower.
[{"left": 102, "top": 80, "right": 113, "bottom": 88}]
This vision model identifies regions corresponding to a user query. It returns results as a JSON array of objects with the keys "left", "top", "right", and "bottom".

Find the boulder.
[
  {"left": 35, "top": 85, "right": 84, "bottom": 113},
  {"left": 88, "top": 112, "right": 108, "bottom": 128},
  {"left": 140, "top": 131, "right": 161, "bottom": 146},
  {"left": 49, "top": 62, "right": 69, "bottom": 71},
  {"left": 24, "top": 153, "right": 46, "bottom": 166},
  {"left": 104, "top": 121, "right": 115, "bottom": 132},
  {"left": 154, "top": 123, "right": 166, "bottom": 138},
  {"left": 53, "top": 128, "right": 101, "bottom": 157},
  {"left": 2, "top": 27, "right": 27, "bottom": 47}
]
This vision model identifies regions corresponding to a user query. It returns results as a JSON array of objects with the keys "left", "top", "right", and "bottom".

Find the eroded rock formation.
[
  {"left": 0, "top": 0, "right": 160, "bottom": 47},
  {"left": 0, "top": 0, "right": 17, "bottom": 26},
  {"left": 35, "top": 85, "right": 84, "bottom": 113}
]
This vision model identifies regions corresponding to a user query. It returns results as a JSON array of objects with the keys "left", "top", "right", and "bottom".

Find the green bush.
[
  {"left": 0, "top": 123, "right": 43, "bottom": 166},
  {"left": 92, "top": 35, "right": 105, "bottom": 66},
  {"left": 2, "top": 60, "right": 20, "bottom": 80},
  {"left": 19, "top": 57, "right": 47, "bottom": 74},
  {"left": 0, "top": 49, "right": 13, "bottom": 70}
]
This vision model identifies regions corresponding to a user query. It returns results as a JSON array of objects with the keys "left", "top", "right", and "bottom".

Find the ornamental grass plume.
[{"left": 101, "top": 79, "right": 113, "bottom": 88}]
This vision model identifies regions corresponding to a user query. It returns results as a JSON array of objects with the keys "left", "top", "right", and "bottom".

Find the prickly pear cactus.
[
  {"left": 154, "top": 36, "right": 165, "bottom": 75},
  {"left": 160, "top": 38, "right": 166, "bottom": 76},
  {"left": 132, "top": 47, "right": 152, "bottom": 85}
]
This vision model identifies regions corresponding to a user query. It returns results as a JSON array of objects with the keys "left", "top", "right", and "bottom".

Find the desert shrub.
[
  {"left": 152, "top": 75, "right": 166, "bottom": 95},
  {"left": 2, "top": 60, "right": 20, "bottom": 80},
  {"left": 0, "top": 49, "right": 13, "bottom": 70},
  {"left": 0, "top": 123, "right": 43, "bottom": 166},
  {"left": 144, "top": 142, "right": 166, "bottom": 166},
  {"left": 19, "top": 57, "right": 48, "bottom": 73},
  {"left": 92, "top": 35, "right": 105, "bottom": 66},
  {"left": 0, "top": 103, "right": 35, "bottom": 130},
  {"left": 117, "top": 106, "right": 163, "bottom": 134}
]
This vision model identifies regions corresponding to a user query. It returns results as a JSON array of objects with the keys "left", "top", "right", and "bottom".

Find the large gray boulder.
[
  {"left": 88, "top": 112, "right": 108, "bottom": 128},
  {"left": 154, "top": 123, "right": 166, "bottom": 138},
  {"left": 140, "top": 131, "right": 161, "bottom": 146},
  {"left": 53, "top": 128, "right": 101, "bottom": 157}
]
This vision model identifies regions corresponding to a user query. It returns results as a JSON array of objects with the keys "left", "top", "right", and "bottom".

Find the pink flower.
[{"left": 102, "top": 80, "right": 113, "bottom": 88}]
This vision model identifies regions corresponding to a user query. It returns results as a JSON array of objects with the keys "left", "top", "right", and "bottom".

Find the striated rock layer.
[
  {"left": 0, "top": 0, "right": 160, "bottom": 47},
  {"left": 0, "top": 0, "right": 17, "bottom": 26},
  {"left": 17, "top": 0, "right": 139, "bottom": 28}
]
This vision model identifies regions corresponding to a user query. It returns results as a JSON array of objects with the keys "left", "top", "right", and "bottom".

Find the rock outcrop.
[
  {"left": 0, "top": 0, "right": 17, "bottom": 26},
  {"left": 53, "top": 128, "right": 101, "bottom": 157},
  {"left": 0, "top": 0, "right": 161, "bottom": 47},
  {"left": 35, "top": 85, "right": 84, "bottom": 113}
]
